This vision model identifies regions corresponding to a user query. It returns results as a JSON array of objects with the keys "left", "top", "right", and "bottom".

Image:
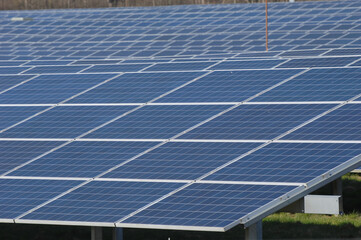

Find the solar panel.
[
  {"left": 0, "top": 74, "right": 117, "bottom": 104},
  {"left": 0, "top": 106, "right": 47, "bottom": 130},
  {"left": 251, "top": 68, "right": 361, "bottom": 102},
  {"left": 9, "top": 141, "right": 158, "bottom": 178},
  {"left": 0, "top": 106, "right": 135, "bottom": 139},
  {"left": 82, "top": 64, "right": 151, "bottom": 73},
  {"left": 23, "top": 66, "right": 88, "bottom": 74},
  {"left": 210, "top": 59, "right": 285, "bottom": 70},
  {"left": 0, "top": 141, "right": 64, "bottom": 175},
  {"left": 0, "top": 75, "right": 35, "bottom": 92},
  {"left": 121, "top": 183, "right": 297, "bottom": 229},
  {"left": 68, "top": 72, "right": 204, "bottom": 103},
  {"left": 0, "top": 179, "right": 81, "bottom": 219},
  {"left": 181, "top": 104, "right": 334, "bottom": 140},
  {"left": 277, "top": 57, "right": 360, "bottom": 68},
  {"left": 156, "top": 70, "right": 302, "bottom": 103},
  {"left": 205, "top": 142, "right": 361, "bottom": 183},
  {"left": 20, "top": 181, "right": 183, "bottom": 223},
  {"left": 102, "top": 142, "right": 260, "bottom": 180},
  {"left": 144, "top": 62, "right": 216, "bottom": 71},
  {"left": 84, "top": 105, "right": 229, "bottom": 139},
  {"left": 1, "top": 0, "right": 361, "bottom": 233},
  {"left": 284, "top": 103, "right": 361, "bottom": 141}
]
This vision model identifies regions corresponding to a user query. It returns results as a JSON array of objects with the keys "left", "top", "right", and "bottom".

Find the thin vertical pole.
[{"left": 265, "top": 0, "right": 268, "bottom": 51}]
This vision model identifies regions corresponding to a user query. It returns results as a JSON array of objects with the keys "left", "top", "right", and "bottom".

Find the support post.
[
  {"left": 112, "top": 228, "right": 123, "bottom": 240},
  {"left": 245, "top": 221, "right": 262, "bottom": 240},
  {"left": 91, "top": 227, "right": 102, "bottom": 240},
  {"left": 332, "top": 178, "right": 343, "bottom": 213}
]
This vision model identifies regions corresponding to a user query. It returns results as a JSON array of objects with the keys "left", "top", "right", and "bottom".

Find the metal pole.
[
  {"left": 265, "top": 0, "right": 268, "bottom": 51},
  {"left": 91, "top": 227, "right": 102, "bottom": 240},
  {"left": 112, "top": 228, "right": 123, "bottom": 240},
  {"left": 245, "top": 221, "right": 262, "bottom": 240}
]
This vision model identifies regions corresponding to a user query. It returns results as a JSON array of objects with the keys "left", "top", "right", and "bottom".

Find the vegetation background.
[{"left": 1, "top": 0, "right": 325, "bottom": 10}]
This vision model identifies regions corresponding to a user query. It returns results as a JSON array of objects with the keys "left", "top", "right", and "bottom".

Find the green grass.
[
  {"left": 263, "top": 212, "right": 361, "bottom": 239},
  {"left": 0, "top": 174, "right": 360, "bottom": 240}
]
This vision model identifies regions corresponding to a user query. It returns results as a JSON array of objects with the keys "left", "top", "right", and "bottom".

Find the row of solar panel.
[
  {"left": 1, "top": 57, "right": 361, "bottom": 75},
  {"left": 1, "top": 65, "right": 361, "bottom": 103},
  {"left": 0, "top": 178, "right": 298, "bottom": 229},
  {"left": 1, "top": 102, "right": 361, "bottom": 140},
  {"left": 0, "top": 42, "right": 359, "bottom": 56},
  {"left": 1, "top": 139, "right": 360, "bottom": 182},
  {"left": 3, "top": 15, "right": 360, "bottom": 28}
]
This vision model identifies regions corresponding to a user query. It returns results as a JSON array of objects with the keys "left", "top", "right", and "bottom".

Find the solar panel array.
[{"left": 0, "top": 0, "right": 361, "bottom": 232}]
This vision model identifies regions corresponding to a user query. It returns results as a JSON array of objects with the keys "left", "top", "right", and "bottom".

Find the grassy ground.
[{"left": 0, "top": 174, "right": 360, "bottom": 240}]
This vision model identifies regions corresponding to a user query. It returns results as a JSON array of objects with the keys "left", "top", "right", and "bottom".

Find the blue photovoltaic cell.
[
  {"left": 82, "top": 64, "right": 150, "bottom": 73},
  {"left": 277, "top": 57, "right": 359, "bottom": 68},
  {"left": 181, "top": 104, "right": 334, "bottom": 140},
  {"left": 210, "top": 59, "right": 285, "bottom": 70},
  {"left": 0, "top": 106, "right": 134, "bottom": 139},
  {"left": 0, "top": 106, "right": 47, "bottom": 131},
  {"left": 103, "top": 142, "right": 260, "bottom": 180},
  {"left": 85, "top": 105, "right": 229, "bottom": 139},
  {"left": 21, "top": 181, "right": 183, "bottom": 223},
  {"left": 0, "top": 67, "right": 29, "bottom": 74},
  {"left": 144, "top": 62, "right": 216, "bottom": 71},
  {"left": 205, "top": 143, "right": 361, "bottom": 183},
  {"left": 68, "top": 72, "right": 203, "bottom": 103},
  {"left": 0, "top": 75, "right": 35, "bottom": 92},
  {"left": 284, "top": 104, "right": 361, "bottom": 141},
  {"left": 0, "top": 141, "right": 63, "bottom": 175},
  {"left": 252, "top": 68, "right": 361, "bottom": 102},
  {"left": 156, "top": 70, "right": 302, "bottom": 103},
  {"left": 0, "top": 179, "right": 81, "bottom": 219},
  {"left": 123, "top": 183, "right": 296, "bottom": 228},
  {"left": 10, "top": 141, "right": 157, "bottom": 178},
  {"left": 0, "top": 74, "right": 116, "bottom": 104},
  {"left": 23, "top": 66, "right": 88, "bottom": 74}
]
